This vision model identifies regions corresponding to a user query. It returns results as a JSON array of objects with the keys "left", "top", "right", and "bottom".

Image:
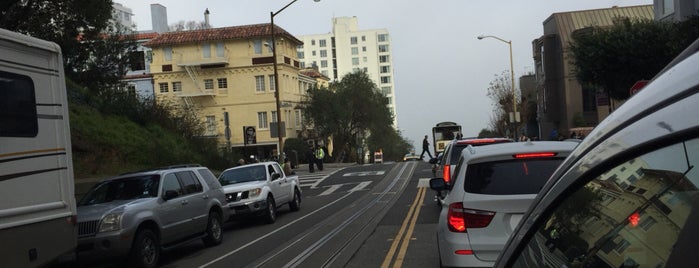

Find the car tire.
[
  {"left": 264, "top": 196, "right": 276, "bottom": 224},
  {"left": 289, "top": 189, "right": 301, "bottom": 211},
  {"left": 202, "top": 211, "right": 223, "bottom": 246},
  {"left": 129, "top": 228, "right": 160, "bottom": 268}
]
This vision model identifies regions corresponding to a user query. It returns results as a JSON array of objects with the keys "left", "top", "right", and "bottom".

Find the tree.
[
  {"left": 486, "top": 71, "right": 522, "bottom": 137},
  {"left": 170, "top": 20, "right": 210, "bottom": 31},
  {"left": 1, "top": 0, "right": 138, "bottom": 92},
  {"left": 570, "top": 17, "right": 699, "bottom": 101},
  {"left": 302, "top": 71, "right": 402, "bottom": 162}
]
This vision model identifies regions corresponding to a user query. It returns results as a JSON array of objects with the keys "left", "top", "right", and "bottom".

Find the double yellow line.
[{"left": 381, "top": 186, "right": 427, "bottom": 268}]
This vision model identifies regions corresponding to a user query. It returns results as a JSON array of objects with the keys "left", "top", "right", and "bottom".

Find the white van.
[{"left": 0, "top": 28, "right": 77, "bottom": 267}]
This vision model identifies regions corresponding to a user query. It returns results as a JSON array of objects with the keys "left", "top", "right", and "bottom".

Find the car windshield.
[
  {"left": 464, "top": 158, "right": 564, "bottom": 195},
  {"left": 219, "top": 165, "right": 267, "bottom": 186},
  {"left": 78, "top": 175, "right": 160, "bottom": 206}
]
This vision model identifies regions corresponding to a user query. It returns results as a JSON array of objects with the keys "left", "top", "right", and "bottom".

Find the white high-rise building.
[
  {"left": 297, "top": 17, "right": 398, "bottom": 126},
  {"left": 112, "top": 2, "right": 135, "bottom": 31}
]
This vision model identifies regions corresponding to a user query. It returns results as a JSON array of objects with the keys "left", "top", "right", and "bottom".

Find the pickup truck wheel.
[
  {"left": 129, "top": 229, "right": 160, "bottom": 268},
  {"left": 264, "top": 196, "right": 276, "bottom": 224},
  {"left": 202, "top": 211, "right": 223, "bottom": 246},
  {"left": 289, "top": 189, "right": 301, "bottom": 211}
]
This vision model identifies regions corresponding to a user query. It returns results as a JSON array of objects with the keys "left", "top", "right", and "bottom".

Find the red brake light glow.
[
  {"left": 455, "top": 250, "right": 474, "bottom": 255},
  {"left": 513, "top": 152, "right": 557, "bottom": 159},
  {"left": 628, "top": 211, "right": 640, "bottom": 227},
  {"left": 443, "top": 165, "right": 451, "bottom": 184},
  {"left": 447, "top": 203, "right": 495, "bottom": 232}
]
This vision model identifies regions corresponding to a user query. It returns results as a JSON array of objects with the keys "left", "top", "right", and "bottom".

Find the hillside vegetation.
[{"left": 66, "top": 80, "right": 235, "bottom": 179}]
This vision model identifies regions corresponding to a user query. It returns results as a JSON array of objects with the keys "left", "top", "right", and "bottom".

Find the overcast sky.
[{"left": 118, "top": 0, "right": 651, "bottom": 150}]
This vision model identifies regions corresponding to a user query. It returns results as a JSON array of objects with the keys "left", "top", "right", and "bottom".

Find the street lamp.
[
  {"left": 477, "top": 35, "right": 518, "bottom": 137},
  {"left": 270, "top": 0, "right": 320, "bottom": 163}
]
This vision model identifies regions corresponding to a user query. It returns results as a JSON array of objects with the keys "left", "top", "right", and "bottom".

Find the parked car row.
[
  {"left": 430, "top": 38, "right": 699, "bottom": 267},
  {"left": 72, "top": 161, "right": 301, "bottom": 267}
]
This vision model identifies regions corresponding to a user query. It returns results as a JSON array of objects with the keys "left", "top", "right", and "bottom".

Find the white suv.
[{"left": 430, "top": 141, "right": 577, "bottom": 267}]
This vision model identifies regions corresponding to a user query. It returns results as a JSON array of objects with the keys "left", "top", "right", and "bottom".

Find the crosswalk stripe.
[
  {"left": 349, "top": 181, "right": 372, "bottom": 192},
  {"left": 319, "top": 184, "right": 342, "bottom": 196}
]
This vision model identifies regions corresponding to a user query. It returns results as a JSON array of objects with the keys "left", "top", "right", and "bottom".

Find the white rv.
[{"left": 0, "top": 28, "right": 77, "bottom": 266}]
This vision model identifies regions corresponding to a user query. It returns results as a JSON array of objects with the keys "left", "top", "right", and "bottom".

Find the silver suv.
[{"left": 75, "top": 165, "right": 228, "bottom": 268}]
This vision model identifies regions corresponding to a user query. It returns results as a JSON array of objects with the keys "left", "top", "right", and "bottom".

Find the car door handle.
[
  {"left": 202, "top": 194, "right": 209, "bottom": 199},
  {"left": 181, "top": 200, "right": 189, "bottom": 205}
]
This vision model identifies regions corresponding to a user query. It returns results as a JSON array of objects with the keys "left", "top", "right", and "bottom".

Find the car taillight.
[
  {"left": 443, "top": 165, "right": 451, "bottom": 184},
  {"left": 513, "top": 152, "right": 557, "bottom": 158},
  {"left": 447, "top": 203, "right": 495, "bottom": 233}
]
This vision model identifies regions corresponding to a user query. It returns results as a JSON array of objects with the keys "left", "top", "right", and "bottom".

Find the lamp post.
[
  {"left": 477, "top": 35, "right": 518, "bottom": 138},
  {"left": 270, "top": 0, "right": 320, "bottom": 163}
]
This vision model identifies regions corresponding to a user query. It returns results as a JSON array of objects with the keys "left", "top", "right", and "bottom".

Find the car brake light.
[
  {"left": 513, "top": 152, "right": 557, "bottom": 159},
  {"left": 447, "top": 203, "right": 495, "bottom": 232},
  {"left": 455, "top": 249, "right": 474, "bottom": 255},
  {"left": 443, "top": 165, "right": 451, "bottom": 184}
]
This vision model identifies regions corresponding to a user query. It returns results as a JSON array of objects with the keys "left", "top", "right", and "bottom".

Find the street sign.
[{"left": 630, "top": 80, "right": 649, "bottom": 96}]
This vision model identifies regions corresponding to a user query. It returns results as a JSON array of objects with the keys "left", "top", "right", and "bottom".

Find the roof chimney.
[{"left": 204, "top": 8, "right": 210, "bottom": 29}]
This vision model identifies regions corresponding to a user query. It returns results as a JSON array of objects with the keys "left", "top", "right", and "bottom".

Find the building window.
[
  {"left": 257, "top": 112, "right": 268, "bottom": 129},
  {"left": 295, "top": 110, "right": 303, "bottom": 127},
  {"left": 159, "top": 82, "right": 169, "bottom": 93},
  {"left": 297, "top": 51, "right": 304, "bottom": 59},
  {"left": 312, "top": 50, "right": 316, "bottom": 56},
  {"left": 321, "top": 60, "right": 328, "bottom": 68},
  {"left": 255, "top": 75, "right": 265, "bottom": 92},
  {"left": 319, "top": 39, "right": 327, "bottom": 47},
  {"left": 269, "top": 75, "right": 276, "bottom": 92},
  {"left": 204, "top": 79, "right": 214, "bottom": 90},
  {"left": 380, "top": 55, "right": 390, "bottom": 63},
  {"left": 271, "top": 111, "right": 278, "bottom": 123},
  {"left": 202, "top": 42, "right": 211, "bottom": 58},
  {"left": 363, "top": 57, "right": 367, "bottom": 62},
  {"left": 615, "top": 239, "right": 630, "bottom": 254},
  {"left": 164, "top": 47, "right": 172, "bottom": 61},
  {"left": 254, "top": 39, "right": 263, "bottom": 54},
  {"left": 379, "top": 44, "right": 389, "bottom": 53},
  {"left": 350, "top": 36, "right": 358, "bottom": 45},
  {"left": 381, "top": 86, "right": 391, "bottom": 95},
  {"left": 362, "top": 46, "right": 366, "bottom": 52},
  {"left": 378, "top": 34, "right": 388, "bottom": 42},
  {"left": 320, "top": 50, "right": 327, "bottom": 58},
  {"left": 205, "top": 116, "right": 216, "bottom": 136},
  {"left": 311, "top": 39, "right": 316, "bottom": 46},
  {"left": 352, "top": 57, "right": 359, "bottom": 65},
  {"left": 217, "top": 78, "right": 227, "bottom": 88},
  {"left": 361, "top": 35, "right": 366, "bottom": 42},
  {"left": 381, "top": 76, "right": 391, "bottom": 84},
  {"left": 351, "top": 47, "right": 358, "bottom": 55},
  {"left": 216, "top": 42, "right": 225, "bottom": 57},
  {"left": 172, "top": 81, "right": 182, "bottom": 93},
  {"left": 381, "top": 66, "right": 390, "bottom": 73}
]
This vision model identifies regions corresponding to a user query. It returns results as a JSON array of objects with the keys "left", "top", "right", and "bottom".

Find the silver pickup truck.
[{"left": 218, "top": 161, "right": 301, "bottom": 224}]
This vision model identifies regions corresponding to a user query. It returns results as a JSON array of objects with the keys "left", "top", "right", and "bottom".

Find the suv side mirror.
[
  {"left": 271, "top": 173, "right": 281, "bottom": 180},
  {"left": 163, "top": 190, "right": 179, "bottom": 201},
  {"left": 429, "top": 178, "right": 451, "bottom": 191}
]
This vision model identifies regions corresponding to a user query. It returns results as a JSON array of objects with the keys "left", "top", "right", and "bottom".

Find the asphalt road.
[{"left": 68, "top": 160, "right": 442, "bottom": 268}]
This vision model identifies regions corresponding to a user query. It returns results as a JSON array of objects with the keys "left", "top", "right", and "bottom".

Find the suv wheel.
[
  {"left": 202, "top": 211, "right": 223, "bottom": 246},
  {"left": 264, "top": 196, "right": 276, "bottom": 224},
  {"left": 289, "top": 189, "right": 301, "bottom": 211},
  {"left": 129, "top": 229, "right": 160, "bottom": 268}
]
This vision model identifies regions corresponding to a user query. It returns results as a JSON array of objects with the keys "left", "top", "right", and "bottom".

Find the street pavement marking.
[
  {"left": 319, "top": 184, "right": 342, "bottom": 196},
  {"left": 349, "top": 181, "right": 372, "bottom": 192},
  {"left": 381, "top": 186, "right": 427, "bottom": 268},
  {"left": 417, "top": 178, "right": 431, "bottom": 188},
  {"left": 342, "top": 171, "right": 386, "bottom": 177}
]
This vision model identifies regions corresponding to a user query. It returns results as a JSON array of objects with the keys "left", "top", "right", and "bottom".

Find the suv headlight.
[
  {"left": 99, "top": 213, "right": 123, "bottom": 232},
  {"left": 249, "top": 188, "right": 262, "bottom": 198}
]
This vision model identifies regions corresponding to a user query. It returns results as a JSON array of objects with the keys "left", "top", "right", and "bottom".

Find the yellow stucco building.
[{"left": 144, "top": 23, "right": 322, "bottom": 160}]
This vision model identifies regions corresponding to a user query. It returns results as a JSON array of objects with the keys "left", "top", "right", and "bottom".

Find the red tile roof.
[
  {"left": 143, "top": 23, "right": 302, "bottom": 47},
  {"left": 133, "top": 32, "right": 158, "bottom": 40}
]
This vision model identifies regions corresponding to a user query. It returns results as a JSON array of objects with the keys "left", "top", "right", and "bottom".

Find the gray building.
[
  {"left": 654, "top": 0, "right": 699, "bottom": 21},
  {"left": 532, "top": 5, "right": 653, "bottom": 140}
]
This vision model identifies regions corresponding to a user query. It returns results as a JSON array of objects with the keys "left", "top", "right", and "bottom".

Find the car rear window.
[
  {"left": 463, "top": 158, "right": 564, "bottom": 195},
  {"left": 448, "top": 140, "right": 512, "bottom": 164}
]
